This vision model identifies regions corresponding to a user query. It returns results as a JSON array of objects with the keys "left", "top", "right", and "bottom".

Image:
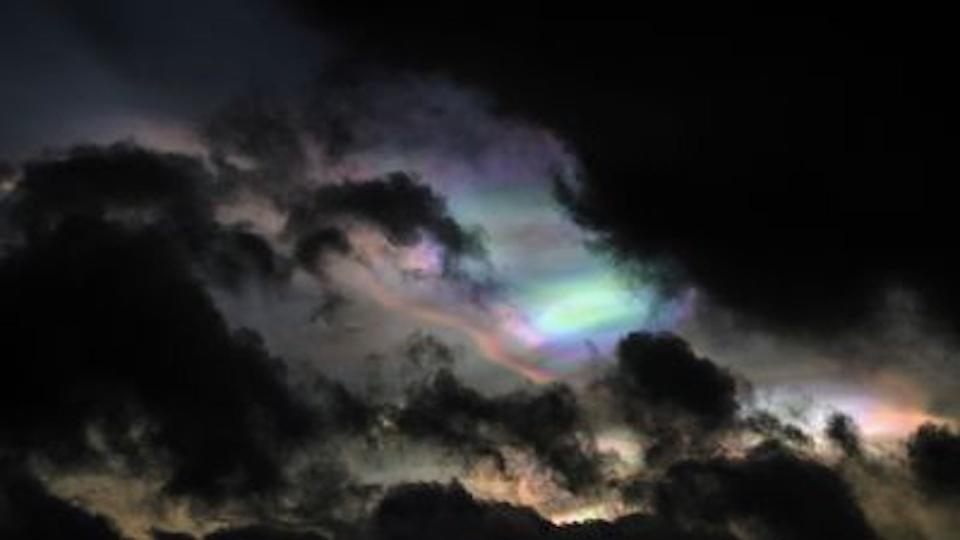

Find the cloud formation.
[
  {"left": 655, "top": 443, "right": 880, "bottom": 540},
  {"left": 1, "top": 8, "right": 958, "bottom": 540},
  {"left": 0, "top": 217, "right": 316, "bottom": 501},
  {"left": 0, "top": 462, "right": 124, "bottom": 540},
  {"left": 393, "top": 369, "right": 602, "bottom": 492},
  {"left": 907, "top": 423, "right": 960, "bottom": 497}
]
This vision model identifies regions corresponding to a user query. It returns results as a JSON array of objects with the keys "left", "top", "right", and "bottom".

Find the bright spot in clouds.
[{"left": 525, "top": 271, "right": 648, "bottom": 337}]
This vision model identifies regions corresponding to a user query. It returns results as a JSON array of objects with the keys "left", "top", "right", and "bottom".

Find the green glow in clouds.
[{"left": 526, "top": 271, "right": 649, "bottom": 338}]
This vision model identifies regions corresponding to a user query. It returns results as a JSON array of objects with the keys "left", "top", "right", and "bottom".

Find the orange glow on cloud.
[{"left": 855, "top": 402, "right": 941, "bottom": 439}]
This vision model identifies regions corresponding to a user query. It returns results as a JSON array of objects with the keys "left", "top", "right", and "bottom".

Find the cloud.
[
  {"left": 5, "top": 143, "right": 487, "bottom": 291},
  {"left": 287, "top": 173, "right": 486, "bottom": 277},
  {"left": 603, "top": 332, "right": 739, "bottom": 431},
  {"left": 907, "top": 423, "right": 960, "bottom": 497},
  {"left": 392, "top": 368, "right": 602, "bottom": 493},
  {"left": 152, "top": 526, "right": 329, "bottom": 540},
  {"left": 152, "top": 532, "right": 195, "bottom": 540},
  {"left": 11, "top": 143, "right": 211, "bottom": 233},
  {"left": 0, "top": 462, "right": 125, "bottom": 540},
  {"left": 742, "top": 412, "right": 811, "bottom": 448},
  {"left": 205, "top": 525, "right": 329, "bottom": 540},
  {"left": 322, "top": 16, "right": 952, "bottom": 342},
  {"left": 369, "top": 481, "right": 734, "bottom": 540},
  {"left": 2, "top": 11, "right": 958, "bottom": 540},
  {"left": 0, "top": 217, "right": 319, "bottom": 501},
  {"left": 825, "top": 413, "right": 863, "bottom": 459},
  {"left": 9, "top": 143, "right": 291, "bottom": 289},
  {"left": 0, "top": 144, "right": 384, "bottom": 528},
  {"left": 655, "top": 442, "right": 880, "bottom": 540},
  {"left": 370, "top": 482, "right": 550, "bottom": 540}
]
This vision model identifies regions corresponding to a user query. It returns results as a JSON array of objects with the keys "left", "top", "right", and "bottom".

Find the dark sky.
[{"left": 1, "top": 6, "right": 959, "bottom": 540}]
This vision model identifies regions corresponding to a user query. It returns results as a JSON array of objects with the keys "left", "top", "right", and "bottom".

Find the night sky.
[{"left": 1, "top": 5, "right": 957, "bottom": 540}]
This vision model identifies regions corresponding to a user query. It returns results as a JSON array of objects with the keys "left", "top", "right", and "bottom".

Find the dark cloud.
[
  {"left": 152, "top": 526, "right": 329, "bottom": 540},
  {"left": 655, "top": 442, "right": 879, "bottom": 540},
  {"left": 0, "top": 217, "right": 315, "bottom": 501},
  {"left": 9, "top": 143, "right": 290, "bottom": 288},
  {"left": 393, "top": 369, "right": 602, "bottom": 492},
  {"left": 370, "top": 481, "right": 734, "bottom": 540},
  {"left": 202, "top": 96, "right": 491, "bottom": 281},
  {"left": 907, "top": 423, "right": 960, "bottom": 497},
  {"left": 0, "top": 462, "right": 125, "bottom": 540},
  {"left": 11, "top": 143, "right": 210, "bottom": 235},
  {"left": 287, "top": 172, "right": 485, "bottom": 276},
  {"left": 825, "top": 413, "right": 863, "bottom": 459},
  {"left": 742, "top": 412, "right": 811, "bottom": 448},
  {"left": 153, "top": 532, "right": 196, "bottom": 540},
  {"left": 6, "top": 141, "right": 494, "bottom": 309},
  {"left": 588, "top": 332, "right": 742, "bottom": 468},
  {"left": 556, "top": 167, "right": 957, "bottom": 337},
  {"left": 370, "top": 482, "right": 551, "bottom": 540},
  {"left": 555, "top": 514, "right": 738, "bottom": 540},
  {"left": 0, "top": 143, "right": 499, "bottom": 515},
  {"left": 606, "top": 332, "right": 739, "bottom": 431},
  {"left": 541, "top": 23, "right": 954, "bottom": 337},
  {"left": 206, "top": 228, "right": 292, "bottom": 292},
  {"left": 205, "top": 525, "right": 329, "bottom": 540},
  {"left": 294, "top": 227, "right": 352, "bottom": 271}
]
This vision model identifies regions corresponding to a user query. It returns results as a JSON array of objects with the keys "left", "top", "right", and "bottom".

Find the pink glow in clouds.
[
  {"left": 760, "top": 375, "right": 949, "bottom": 443},
  {"left": 326, "top": 230, "right": 555, "bottom": 383}
]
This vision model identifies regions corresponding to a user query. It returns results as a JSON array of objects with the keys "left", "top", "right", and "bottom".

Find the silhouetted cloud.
[
  {"left": 9, "top": 143, "right": 290, "bottom": 288},
  {"left": 206, "top": 525, "right": 329, "bottom": 540},
  {"left": 287, "top": 173, "right": 485, "bottom": 276},
  {"left": 655, "top": 443, "right": 879, "bottom": 540},
  {"left": 743, "top": 412, "right": 811, "bottom": 448},
  {"left": 294, "top": 227, "right": 351, "bottom": 270},
  {"left": 370, "top": 482, "right": 550, "bottom": 540},
  {"left": 907, "top": 423, "right": 960, "bottom": 497},
  {"left": 370, "top": 481, "right": 736, "bottom": 540},
  {"left": 393, "top": 369, "right": 602, "bottom": 492},
  {"left": 152, "top": 525, "right": 329, "bottom": 540},
  {"left": 606, "top": 332, "right": 739, "bottom": 430},
  {"left": 826, "top": 413, "right": 863, "bottom": 458},
  {"left": 0, "top": 218, "right": 316, "bottom": 501},
  {"left": 0, "top": 462, "right": 125, "bottom": 540},
  {"left": 11, "top": 144, "right": 211, "bottom": 234},
  {"left": 152, "top": 531, "right": 195, "bottom": 540}
]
